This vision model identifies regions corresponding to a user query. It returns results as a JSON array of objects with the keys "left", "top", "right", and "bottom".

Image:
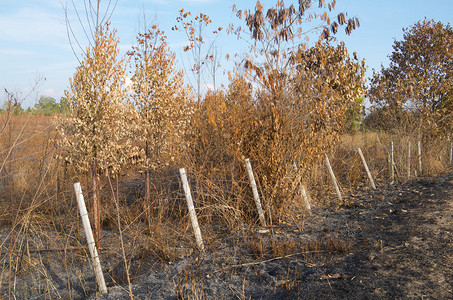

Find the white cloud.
[
  {"left": 203, "top": 83, "right": 214, "bottom": 92},
  {"left": 124, "top": 76, "right": 133, "bottom": 92},
  {"left": 118, "top": 44, "right": 134, "bottom": 52},
  {"left": 39, "top": 88, "right": 63, "bottom": 99}
]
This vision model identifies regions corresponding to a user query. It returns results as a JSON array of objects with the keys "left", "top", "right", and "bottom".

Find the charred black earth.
[
  {"left": 2, "top": 172, "right": 452, "bottom": 299},
  {"left": 93, "top": 172, "right": 453, "bottom": 299}
]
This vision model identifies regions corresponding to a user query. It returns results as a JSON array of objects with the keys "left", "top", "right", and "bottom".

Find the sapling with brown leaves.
[
  {"left": 127, "top": 25, "right": 193, "bottom": 233},
  {"left": 57, "top": 23, "right": 142, "bottom": 245},
  {"left": 173, "top": 9, "right": 223, "bottom": 102}
]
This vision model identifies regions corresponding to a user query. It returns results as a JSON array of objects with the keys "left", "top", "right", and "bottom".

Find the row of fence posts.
[
  {"left": 75, "top": 139, "right": 453, "bottom": 294},
  {"left": 389, "top": 140, "right": 436, "bottom": 183}
]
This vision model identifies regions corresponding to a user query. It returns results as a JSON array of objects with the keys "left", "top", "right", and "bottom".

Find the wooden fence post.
[
  {"left": 325, "top": 155, "right": 343, "bottom": 202},
  {"left": 244, "top": 159, "right": 266, "bottom": 227},
  {"left": 357, "top": 148, "right": 376, "bottom": 189},
  {"left": 389, "top": 141, "right": 395, "bottom": 184},
  {"left": 179, "top": 168, "right": 204, "bottom": 251},
  {"left": 74, "top": 183, "right": 107, "bottom": 294}
]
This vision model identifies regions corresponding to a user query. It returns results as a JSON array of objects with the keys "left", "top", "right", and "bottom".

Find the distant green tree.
[
  {"left": 1, "top": 100, "right": 24, "bottom": 115},
  {"left": 343, "top": 96, "right": 365, "bottom": 132},
  {"left": 14, "top": 103, "right": 24, "bottom": 116},
  {"left": 59, "top": 97, "right": 70, "bottom": 114},
  {"left": 34, "top": 96, "right": 59, "bottom": 115}
]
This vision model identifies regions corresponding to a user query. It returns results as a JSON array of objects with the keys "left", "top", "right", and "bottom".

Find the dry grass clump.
[
  {"left": 0, "top": 113, "right": 84, "bottom": 298},
  {"left": 271, "top": 238, "right": 299, "bottom": 257},
  {"left": 244, "top": 234, "right": 353, "bottom": 263},
  {"left": 249, "top": 237, "right": 266, "bottom": 259},
  {"left": 299, "top": 236, "right": 352, "bottom": 260}
]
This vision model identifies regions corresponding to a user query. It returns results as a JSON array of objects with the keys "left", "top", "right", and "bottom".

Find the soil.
[{"left": 1, "top": 172, "right": 452, "bottom": 299}]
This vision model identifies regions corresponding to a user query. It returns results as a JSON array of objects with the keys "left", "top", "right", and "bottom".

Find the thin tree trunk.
[
  {"left": 92, "top": 161, "right": 101, "bottom": 248},
  {"left": 145, "top": 169, "right": 152, "bottom": 235},
  {"left": 8, "top": 118, "right": 15, "bottom": 297},
  {"left": 197, "top": 22, "right": 202, "bottom": 103},
  {"left": 144, "top": 141, "right": 154, "bottom": 236},
  {"left": 197, "top": 53, "right": 201, "bottom": 102}
]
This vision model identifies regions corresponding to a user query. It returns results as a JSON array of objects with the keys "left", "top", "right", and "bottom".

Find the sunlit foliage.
[
  {"left": 57, "top": 24, "right": 141, "bottom": 241},
  {"left": 369, "top": 19, "right": 453, "bottom": 136},
  {"left": 128, "top": 25, "right": 193, "bottom": 171}
]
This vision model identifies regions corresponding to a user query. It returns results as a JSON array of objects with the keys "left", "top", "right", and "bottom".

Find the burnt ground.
[{"left": 1, "top": 172, "right": 452, "bottom": 299}]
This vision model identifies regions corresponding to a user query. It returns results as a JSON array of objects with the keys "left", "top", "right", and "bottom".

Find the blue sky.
[{"left": 0, "top": 0, "right": 452, "bottom": 108}]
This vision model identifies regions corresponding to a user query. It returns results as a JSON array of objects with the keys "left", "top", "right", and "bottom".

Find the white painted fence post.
[
  {"left": 292, "top": 162, "right": 311, "bottom": 210},
  {"left": 73, "top": 183, "right": 107, "bottom": 294},
  {"left": 300, "top": 184, "right": 311, "bottom": 210},
  {"left": 389, "top": 141, "right": 395, "bottom": 184},
  {"left": 325, "top": 155, "right": 343, "bottom": 202},
  {"left": 179, "top": 168, "right": 204, "bottom": 251},
  {"left": 357, "top": 148, "right": 376, "bottom": 190},
  {"left": 418, "top": 140, "right": 422, "bottom": 175},
  {"left": 244, "top": 159, "right": 266, "bottom": 227},
  {"left": 407, "top": 140, "right": 411, "bottom": 180}
]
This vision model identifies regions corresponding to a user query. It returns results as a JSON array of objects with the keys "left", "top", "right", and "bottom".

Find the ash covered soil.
[{"left": 2, "top": 172, "right": 452, "bottom": 299}]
